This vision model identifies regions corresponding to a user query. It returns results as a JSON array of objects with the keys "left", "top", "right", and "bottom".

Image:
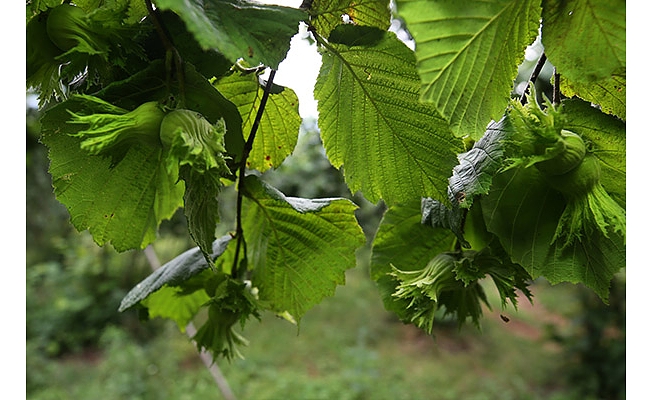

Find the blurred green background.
[{"left": 26, "top": 40, "right": 625, "bottom": 399}]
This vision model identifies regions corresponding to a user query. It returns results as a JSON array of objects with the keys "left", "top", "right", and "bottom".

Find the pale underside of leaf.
[
  {"left": 397, "top": 0, "right": 540, "bottom": 139},
  {"left": 119, "top": 236, "right": 233, "bottom": 311},
  {"left": 448, "top": 116, "right": 511, "bottom": 208}
]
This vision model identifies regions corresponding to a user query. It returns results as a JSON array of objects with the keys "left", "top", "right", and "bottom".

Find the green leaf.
[
  {"left": 480, "top": 165, "right": 625, "bottom": 301},
  {"left": 159, "top": 10, "right": 233, "bottom": 80},
  {"left": 561, "top": 98, "right": 626, "bottom": 208},
  {"left": 154, "top": 0, "right": 306, "bottom": 69},
  {"left": 215, "top": 70, "right": 301, "bottom": 172},
  {"left": 396, "top": 0, "right": 540, "bottom": 139},
  {"left": 119, "top": 235, "right": 232, "bottom": 311},
  {"left": 308, "top": 0, "right": 391, "bottom": 38},
  {"left": 61, "top": 0, "right": 149, "bottom": 25},
  {"left": 314, "top": 25, "right": 461, "bottom": 205},
  {"left": 448, "top": 117, "right": 512, "bottom": 208},
  {"left": 40, "top": 97, "right": 184, "bottom": 252},
  {"left": 371, "top": 200, "right": 456, "bottom": 279},
  {"left": 180, "top": 172, "right": 222, "bottom": 256},
  {"left": 124, "top": 0, "right": 150, "bottom": 24},
  {"left": 27, "top": 10, "right": 65, "bottom": 106},
  {"left": 140, "top": 283, "right": 211, "bottom": 331},
  {"left": 559, "top": 73, "right": 625, "bottom": 121},
  {"left": 26, "top": 0, "right": 62, "bottom": 21},
  {"left": 242, "top": 175, "right": 365, "bottom": 320},
  {"left": 542, "top": 0, "right": 625, "bottom": 84}
]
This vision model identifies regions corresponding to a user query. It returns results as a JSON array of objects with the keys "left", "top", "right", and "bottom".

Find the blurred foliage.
[
  {"left": 27, "top": 93, "right": 73, "bottom": 267},
  {"left": 26, "top": 233, "right": 163, "bottom": 357},
  {"left": 27, "top": 325, "right": 219, "bottom": 399},
  {"left": 546, "top": 275, "right": 626, "bottom": 400}
]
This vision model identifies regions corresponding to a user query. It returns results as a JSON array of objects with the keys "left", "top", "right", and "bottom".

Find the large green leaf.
[
  {"left": 308, "top": 0, "right": 391, "bottom": 37},
  {"left": 40, "top": 97, "right": 184, "bottom": 252},
  {"left": 542, "top": 0, "right": 625, "bottom": 84},
  {"left": 242, "top": 175, "right": 365, "bottom": 320},
  {"left": 215, "top": 70, "right": 301, "bottom": 172},
  {"left": 314, "top": 25, "right": 461, "bottom": 205},
  {"left": 62, "top": 62, "right": 240, "bottom": 255},
  {"left": 559, "top": 73, "right": 626, "bottom": 121},
  {"left": 481, "top": 165, "right": 625, "bottom": 301},
  {"left": 159, "top": 10, "right": 233, "bottom": 80},
  {"left": 396, "top": 0, "right": 540, "bottom": 139},
  {"left": 154, "top": 0, "right": 306, "bottom": 69}
]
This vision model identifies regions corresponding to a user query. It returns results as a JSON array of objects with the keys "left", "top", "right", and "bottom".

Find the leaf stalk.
[
  {"left": 519, "top": 52, "right": 547, "bottom": 105},
  {"left": 144, "top": 0, "right": 186, "bottom": 105}
]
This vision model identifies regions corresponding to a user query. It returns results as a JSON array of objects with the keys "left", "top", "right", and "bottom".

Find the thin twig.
[
  {"left": 143, "top": 245, "right": 237, "bottom": 400},
  {"left": 232, "top": 69, "right": 278, "bottom": 277},
  {"left": 185, "top": 323, "right": 237, "bottom": 400},
  {"left": 552, "top": 67, "right": 561, "bottom": 106},
  {"left": 144, "top": 0, "right": 186, "bottom": 105},
  {"left": 520, "top": 52, "right": 547, "bottom": 105}
]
